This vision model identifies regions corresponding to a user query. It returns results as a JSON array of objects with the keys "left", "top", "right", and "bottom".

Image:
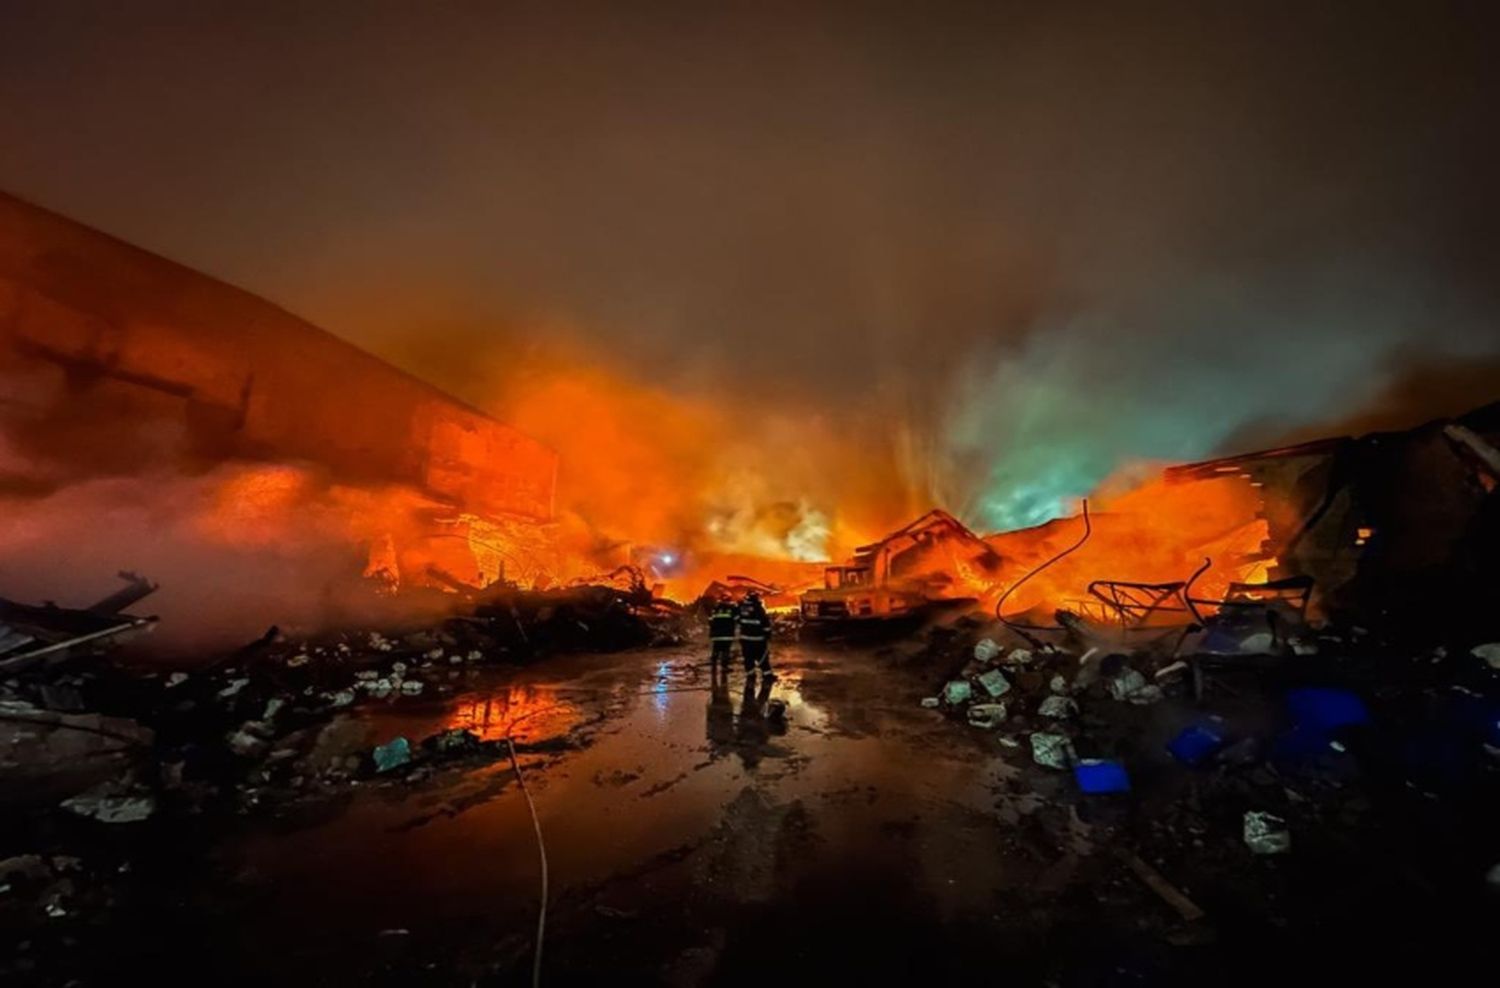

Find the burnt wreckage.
[{"left": 1167, "top": 401, "right": 1500, "bottom": 643}]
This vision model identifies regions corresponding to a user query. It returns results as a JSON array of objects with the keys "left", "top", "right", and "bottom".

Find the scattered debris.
[
  {"left": 423, "top": 728, "right": 483, "bottom": 756},
  {"left": 1115, "top": 849, "right": 1206, "bottom": 923},
  {"left": 0, "top": 572, "right": 159, "bottom": 673},
  {"left": 943, "top": 680, "right": 972, "bottom": 705},
  {"left": 1074, "top": 758, "right": 1130, "bottom": 793},
  {"left": 1168, "top": 719, "right": 1230, "bottom": 767},
  {"left": 60, "top": 782, "right": 156, "bottom": 824},
  {"left": 1003, "top": 648, "right": 1033, "bottom": 666},
  {"left": 976, "top": 668, "right": 1011, "bottom": 698},
  {"left": 967, "top": 703, "right": 1007, "bottom": 729},
  {"left": 974, "top": 638, "right": 1001, "bottom": 663},
  {"left": 372, "top": 737, "right": 412, "bottom": 773},
  {"left": 1037, "top": 695, "right": 1078, "bottom": 719},
  {"left": 1243, "top": 811, "right": 1292, "bottom": 855},
  {"left": 1107, "top": 668, "right": 1148, "bottom": 701},
  {"left": 1471, "top": 643, "right": 1500, "bottom": 670},
  {"left": 226, "top": 727, "right": 270, "bottom": 758},
  {"left": 216, "top": 678, "right": 249, "bottom": 699},
  {"left": 1030, "top": 732, "right": 1075, "bottom": 770}
]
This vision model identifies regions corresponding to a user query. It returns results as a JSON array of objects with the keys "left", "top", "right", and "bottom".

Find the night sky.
[{"left": 3, "top": 1, "right": 1498, "bottom": 526}]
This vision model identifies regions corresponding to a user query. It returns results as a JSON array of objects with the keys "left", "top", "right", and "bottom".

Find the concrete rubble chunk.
[
  {"left": 165, "top": 672, "right": 189, "bottom": 688},
  {"left": 977, "top": 668, "right": 1011, "bottom": 698},
  {"left": 227, "top": 726, "right": 270, "bottom": 758},
  {"left": 373, "top": 737, "right": 412, "bottom": 773},
  {"left": 920, "top": 696, "right": 941, "bottom": 709},
  {"left": 1243, "top": 811, "right": 1291, "bottom": 854},
  {"left": 1049, "top": 674, "right": 1069, "bottom": 695},
  {"left": 1237, "top": 631, "right": 1276, "bottom": 654},
  {"left": 1471, "top": 643, "right": 1500, "bottom": 669},
  {"left": 285, "top": 653, "right": 311, "bottom": 667},
  {"left": 943, "top": 680, "right": 972, "bottom": 705},
  {"left": 1107, "top": 669, "right": 1148, "bottom": 701},
  {"left": 1004, "top": 648, "right": 1033, "bottom": 666},
  {"left": 217, "top": 678, "right": 249, "bottom": 699},
  {"left": 0, "top": 854, "right": 51, "bottom": 885},
  {"left": 301, "top": 717, "right": 373, "bottom": 776},
  {"left": 973, "top": 638, "right": 1001, "bottom": 663},
  {"left": 1038, "top": 695, "right": 1078, "bottom": 719},
  {"left": 400, "top": 680, "right": 424, "bottom": 695},
  {"left": 967, "top": 703, "right": 1007, "bottom": 729},
  {"left": 1030, "top": 732, "right": 1075, "bottom": 770},
  {"left": 61, "top": 782, "right": 156, "bottom": 823}
]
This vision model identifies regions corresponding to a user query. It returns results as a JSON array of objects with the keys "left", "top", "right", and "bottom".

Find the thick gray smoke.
[{"left": 1, "top": 2, "right": 1496, "bottom": 533}]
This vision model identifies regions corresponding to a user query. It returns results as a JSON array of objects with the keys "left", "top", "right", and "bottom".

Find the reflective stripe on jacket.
[{"left": 737, "top": 614, "right": 768, "bottom": 641}]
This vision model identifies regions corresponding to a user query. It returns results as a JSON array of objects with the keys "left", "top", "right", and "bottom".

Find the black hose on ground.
[{"left": 994, "top": 499, "right": 1092, "bottom": 644}]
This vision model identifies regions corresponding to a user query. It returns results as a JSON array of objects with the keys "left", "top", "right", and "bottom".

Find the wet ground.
[
  {"left": 214, "top": 641, "right": 1072, "bottom": 984},
  {"left": 23, "top": 639, "right": 1496, "bottom": 986}
]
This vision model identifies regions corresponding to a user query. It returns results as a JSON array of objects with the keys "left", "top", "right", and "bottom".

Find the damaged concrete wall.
[{"left": 0, "top": 191, "right": 556, "bottom": 520}]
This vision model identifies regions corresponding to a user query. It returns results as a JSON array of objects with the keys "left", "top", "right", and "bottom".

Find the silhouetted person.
[
  {"left": 707, "top": 595, "right": 738, "bottom": 676},
  {"left": 737, "top": 591, "right": 774, "bottom": 680}
]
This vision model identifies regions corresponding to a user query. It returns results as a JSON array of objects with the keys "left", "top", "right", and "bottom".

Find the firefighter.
[
  {"left": 737, "top": 591, "right": 774, "bottom": 680},
  {"left": 707, "top": 594, "right": 738, "bottom": 677}
]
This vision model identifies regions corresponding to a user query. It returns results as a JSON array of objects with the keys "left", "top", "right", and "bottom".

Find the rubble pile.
[
  {"left": 907, "top": 611, "right": 1500, "bottom": 932},
  {"left": 0, "top": 574, "right": 684, "bottom": 940}
]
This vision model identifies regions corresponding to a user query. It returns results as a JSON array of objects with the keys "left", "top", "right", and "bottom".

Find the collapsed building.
[
  {"left": 1167, "top": 401, "right": 1500, "bottom": 642},
  {"left": 0, "top": 190, "right": 558, "bottom": 591}
]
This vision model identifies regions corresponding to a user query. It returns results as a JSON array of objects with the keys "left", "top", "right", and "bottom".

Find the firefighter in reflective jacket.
[
  {"left": 708, "top": 596, "right": 738, "bottom": 675},
  {"left": 737, "top": 592, "right": 774, "bottom": 680}
]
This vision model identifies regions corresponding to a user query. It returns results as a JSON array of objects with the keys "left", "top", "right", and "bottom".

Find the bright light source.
[{"left": 660, "top": 553, "right": 675, "bottom": 565}]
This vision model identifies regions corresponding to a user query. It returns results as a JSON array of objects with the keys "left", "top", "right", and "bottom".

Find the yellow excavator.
[{"left": 799, "top": 510, "right": 1001, "bottom": 623}]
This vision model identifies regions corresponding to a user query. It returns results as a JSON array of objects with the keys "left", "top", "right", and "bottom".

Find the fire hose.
[
  {"left": 506, "top": 735, "right": 548, "bottom": 988},
  {"left": 497, "top": 678, "right": 722, "bottom": 986},
  {"left": 994, "top": 499, "right": 1091, "bottom": 646}
]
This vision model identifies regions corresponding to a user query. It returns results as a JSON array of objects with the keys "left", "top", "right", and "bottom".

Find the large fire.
[
  {"left": 0, "top": 345, "right": 1282, "bottom": 644},
  {"left": 983, "top": 473, "right": 1275, "bottom": 626},
  {"left": 0, "top": 188, "right": 1293, "bottom": 643}
]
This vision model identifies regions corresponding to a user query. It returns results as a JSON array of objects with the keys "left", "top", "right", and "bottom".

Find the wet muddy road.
[
  {"left": 54, "top": 640, "right": 1494, "bottom": 986},
  {"left": 196, "top": 642, "right": 1100, "bottom": 984}
]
